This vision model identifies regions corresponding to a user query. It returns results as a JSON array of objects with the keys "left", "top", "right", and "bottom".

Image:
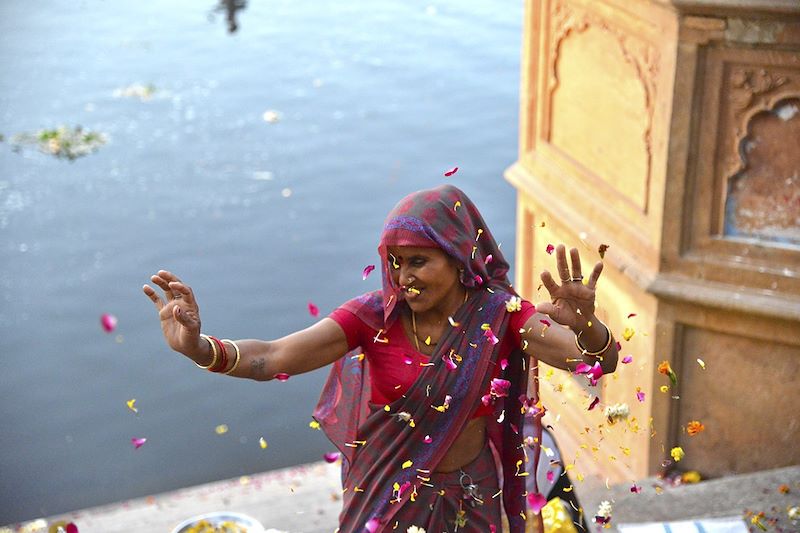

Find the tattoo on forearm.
[{"left": 251, "top": 358, "right": 266, "bottom": 376}]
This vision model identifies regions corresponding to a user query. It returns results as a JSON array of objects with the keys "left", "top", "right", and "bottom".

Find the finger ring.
[
  {"left": 173, "top": 294, "right": 182, "bottom": 299},
  {"left": 560, "top": 277, "right": 571, "bottom": 283},
  {"left": 570, "top": 276, "right": 583, "bottom": 282}
]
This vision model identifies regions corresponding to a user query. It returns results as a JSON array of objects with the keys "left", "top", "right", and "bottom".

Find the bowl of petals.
[{"left": 171, "top": 512, "right": 266, "bottom": 533}]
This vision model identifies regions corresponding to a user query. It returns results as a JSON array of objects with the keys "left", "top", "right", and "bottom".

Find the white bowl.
[{"left": 170, "top": 512, "right": 266, "bottom": 533}]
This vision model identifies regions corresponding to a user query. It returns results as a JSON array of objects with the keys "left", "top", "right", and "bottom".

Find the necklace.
[{"left": 411, "top": 290, "right": 468, "bottom": 352}]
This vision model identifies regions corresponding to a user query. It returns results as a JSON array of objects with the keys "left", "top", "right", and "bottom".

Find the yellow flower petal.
[
  {"left": 126, "top": 399, "right": 138, "bottom": 413},
  {"left": 259, "top": 437, "right": 268, "bottom": 449},
  {"left": 402, "top": 460, "right": 413, "bottom": 469},
  {"left": 215, "top": 424, "right": 229, "bottom": 435}
]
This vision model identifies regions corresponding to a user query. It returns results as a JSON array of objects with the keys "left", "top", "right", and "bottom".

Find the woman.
[{"left": 143, "top": 184, "right": 617, "bottom": 532}]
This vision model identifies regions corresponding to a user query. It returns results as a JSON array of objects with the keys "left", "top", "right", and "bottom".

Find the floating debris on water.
[
  {"left": 10, "top": 126, "right": 107, "bottom": 160},
  {"left": 113, "top": 83, "right": 158, "bottom": 101}
]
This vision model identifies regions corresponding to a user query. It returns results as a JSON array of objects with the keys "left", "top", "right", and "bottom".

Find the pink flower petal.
[
  {"left": 362, "top": 264, "right": 376, "bottom": 280},
  {"left": 490, "top": 526, "right": 497, "bottom": 533},
  {"left": 308, "top": 301, "right": 319, "bottom": 317},
  {"left": 483, "top": 328, "right": 499, "bottom": 345},
  {"left": 545, "top": 244, "right": 555, "bottom": 255},
  {"left": 100, "top": 313, "right": 117, "bottom": 333},
  {"left": 490, "top": 378, "right": 511, "bottom": 397},
  {"left": 622, "top": 355, "right": 633, "bottom": 364},
  {"left": 627, "top": 313, "right": 637, "bottom": 319},
  {"left": 444, "top": 166, "right": 459, "bottom": 177},
  {"left": 499, "top": 358, "right": 508, "bottom": 370},
  {"left": 510, "top": 423, "right": 519, "bottom": 434},
  {"left": 365, "top": 518, "right": 380, "bottom": 532},
  {"left": 574, "top": 362, "right": 592, "bottom": 374},
  {"left": 588, "top": 396, "right": 600, "bottom": 410},
  {"left": 474, "top": 274, "right": 483, "bottom": 285},
  {"left": 423, "top": 435, "right": 432, "bottom": 443},
  {"left": 273, "top": 373, "right": 291, "bottom": 382},
  {"left": 527, "top": 492, "right": 547, "bottom": 514},
  {"left": 403, "top": 356, "right": 413, "bottom": 365},
  {"left": 131, "top": 437, "right": 147, "bottom": 449},
  {"left": 636, "top": 390, "right": 646, "bottom": 402},
  {"left": 481, "top": 394, "right": 493, "bottom": 406},
  {"left": 547, "top": 470, "right": 555, "bottom": 483},
  {"left": 443, "top": 355, "right": 457, "bottom": 371},
  {"left": 485, "top": 254, "right": 493, "bottom": 264},
  {"left": 66, "top": 524, "right": 79, "bottom": 533},
  {"left": 539, "top": 318, "right": 551, "bottom": 327},
  {"left": 323, "top": 452, "right": 340, "bottom": 463},
  {"left": 615, "top": 341, "right": 622, "bottom": 351},
  {"left": 630, "top": 483, "right": 642, "bottom": 493}
]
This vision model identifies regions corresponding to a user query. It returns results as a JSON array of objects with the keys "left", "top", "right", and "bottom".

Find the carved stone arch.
[{"left": 723, "top": 95, "right": 800, "bottom": 245}]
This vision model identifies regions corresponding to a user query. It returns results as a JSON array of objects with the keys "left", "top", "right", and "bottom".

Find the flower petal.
[
  {"left": 545, "top": 244, "right": 555, "bottom": 255},
  {"left": 527, "top": 492, "right": 547, "bottom": 514},
  {"left": 621, "top": 355, "right": 633, "bottom": 364},
  {"left": 443, "top": 166, "right": 459, "bottom": 177},
  {"left": 362, "top": 264, "right": 376, "bottom": 280},
  {"left": 324, "top": 452, "right": 340, "bottom": 463},
  {"left": 273, "top": 372, "right": 291, "bottom": 381},
  {"left": 100, "top": 313, "right": 117, "bottom": 333},
  {"left": 131, "top": 437, "right": 147, "bottom": 449},
  {"left": 588, "top": 396, "right": 600, "bottom": 410},
  {"left": 365, "top": 518, "right": 380, "bottom": 532},
  {"left": 308, "top": 301, "right": 319, "bottom": 317},
  {"left": 126, "top": 399, "right": 138, "bottom": 413}
]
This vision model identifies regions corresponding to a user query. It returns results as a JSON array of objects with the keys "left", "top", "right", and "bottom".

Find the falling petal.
[
  {"left": 131, "top": 437, "right": 147, "bottom": 449},
  {"left": 623, "top": 327, "right": 635, "bottom": 341},
  {"left": 540, "top": 318, "right": 551, "bottom": 327},
  {"left": 485, "top": 254, "right": 493, "bottom": 264},
  {"left": 215, "top": 424, "right": 229, "bottom": 435},
  {"left": 697, "top": 358, "right": 706, "bottom": 369},
  {"left": 274, "top": 373, "right": 291, "bottom": 381},
  {"left": 527, "top": 492, "right": 547, "bottom": 514},
  {"left": 443, "top": 166, "right": 459, "bottom": 177},
  {"left": 588, "top": 396, "right": 600, "bottom": 410},
  {"left": 636, "top": 387, "right": 646, "bottom": 402},
  {"left": 100, "top": 313, "right": 117, "bottom": 333},
  {"left": 402, "top": 460, "right": 413, "bottom": 469},
  {"left": 423, "top": 435, "right": 432, "bottom": 443},
  {"left": 483, "top": 328, "right": 499, "bottom": 345},
  {"left": 66, "top": 524, "right": 79, "bottom": 533},
  {"left": 574, "top": 362, "right": 592, "bottom": 374},
  {"left": 308, "top": 301, "right": 319, "bottom": 317},
  {"left": 490, "top": 378, "right": 511, "bottom": 397},
  {"left": 259, "top": 437, "right": 268, "bottom": 449},
  {"left": 547, "top": 470, "right": 555, "bottom": 483},
  {"left": 686, "top": 420, "right": 705, "bottom": 436},
  {"left": 309, "top": 420, "right": 321, "bottom": 430},
  {"left": 627, "top": 313, "right": 637, "bottom": 319},
  {"left": 453, "top": 201, "right": 462, "bottom": 211},
  {"left": 362, "top": 264, "right": 376, "bottom": 280},
  {"left": 474, "top": 274, "right": 483, "bottom": 285},
  {"left": 670, "top": 446, "right": 684, "bottom": 462},
  {"left": 324, "top": 452, "right": 341, "bottom": 463},
  {"left": 499, "top": 358, "right": 508, "bottom": 370},
  {"left": 365, "top": 518, "right": 380, "bottom": 533},
  {"left": 126, "top": 399, "right": 138, "bottom": 413},
  {"left": 630, "top": 484, "right": 642, "bottom": 494},
  {"left": 621, "top": 355, "right": 633, "bottom": 364},
  {"left": 545, "top": 244, "right": 555, "bottom": 255},
  {"left": 598, "top": 244, "right": 610, "bottom": 258}
]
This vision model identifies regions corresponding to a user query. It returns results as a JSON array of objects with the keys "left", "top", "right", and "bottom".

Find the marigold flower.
[
  {"left": 505, "top": 296, "right": 522, "bottom": 313},
  {"left": 686, "top": 420, "right": 705, "bottom": 436},
  {"left": 682, "top": 470, "right": 701, "bottom": 484},
  {"left": 670, "top": 446, "right": 685, "bottom": 462}
]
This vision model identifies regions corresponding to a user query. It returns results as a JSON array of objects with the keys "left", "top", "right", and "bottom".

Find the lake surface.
[{"left": 0, "top": 0, "right": 523, "bottom": 524}]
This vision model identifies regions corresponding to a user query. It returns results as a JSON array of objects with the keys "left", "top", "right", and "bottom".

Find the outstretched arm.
[{"left": 143, "top": 270, "right": 350, "bottom": 381}]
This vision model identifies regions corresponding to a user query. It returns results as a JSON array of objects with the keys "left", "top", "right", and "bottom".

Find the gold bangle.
[
  {"left": 222, "top": 339, "right": 241, "bottom": 375},
  {"left": 196, "top": 334, "right": 219, "bottom": 369},
  {"left": 575, "top": 323, "right": 613, "bottom": 357}
]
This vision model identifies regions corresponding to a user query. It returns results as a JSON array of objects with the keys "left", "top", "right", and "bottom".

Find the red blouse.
[{"left": 329, "top": 300, "right": 537, "bottom": 418}]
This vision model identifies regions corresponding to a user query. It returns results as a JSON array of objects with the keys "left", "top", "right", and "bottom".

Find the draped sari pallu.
[{"left": 314, "top": 290, "right": 544, "bottom": 532}]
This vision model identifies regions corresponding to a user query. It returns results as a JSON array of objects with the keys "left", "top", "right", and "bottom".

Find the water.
[{"left": 0, "top": 0, "right": 523, "bottom": 524}]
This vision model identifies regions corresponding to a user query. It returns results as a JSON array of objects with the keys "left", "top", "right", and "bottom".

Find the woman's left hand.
[{"left": 536, "top": 244, "right": 603, "bottom": 332}]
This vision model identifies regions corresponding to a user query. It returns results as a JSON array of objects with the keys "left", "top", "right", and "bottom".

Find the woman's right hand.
[{"left": 143, "top": 270, "right": 207, "bottom": 360}]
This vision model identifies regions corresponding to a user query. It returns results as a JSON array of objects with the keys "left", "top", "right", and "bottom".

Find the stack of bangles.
[
  {"left": 196, "top": 334, "right": 242, "bottom": 375},
  {"left": 575, "top": 322, "right": 614, "bottom": 359}
]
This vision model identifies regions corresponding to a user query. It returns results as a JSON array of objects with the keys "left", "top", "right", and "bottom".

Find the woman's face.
[{"left": 386, "top": 245, "right": 462, "bottom": 314}]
